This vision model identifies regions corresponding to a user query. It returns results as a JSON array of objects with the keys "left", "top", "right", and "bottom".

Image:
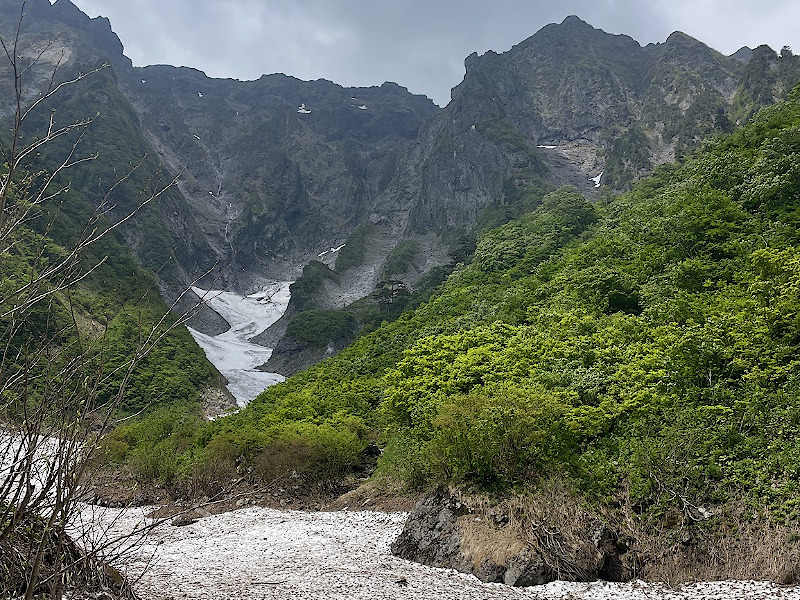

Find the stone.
[
  {"left": 390, "top": 486, "right": 473, "bottom": 574},
  {"left": 474, "top": 557, "right": 506, "bottom": 583},
  {"left": 391, "top": 486, "right": 554, "bottom": 587},
  {"left": 503, "top": 550, "right": 551, "bottom": 587}
]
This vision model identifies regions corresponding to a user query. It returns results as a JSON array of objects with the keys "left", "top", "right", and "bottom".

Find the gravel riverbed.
[{"left": 76, "top": 505, "right": 800, "bottom": 600}]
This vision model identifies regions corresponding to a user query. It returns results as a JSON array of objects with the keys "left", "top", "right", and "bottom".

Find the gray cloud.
[{"left": 68, "top": 0, "right": 799, "bottom": 105}]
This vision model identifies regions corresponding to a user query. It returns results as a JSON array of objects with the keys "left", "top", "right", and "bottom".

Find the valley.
[{"left": 3, "top": 0, "right": 800, "bottom": 597}]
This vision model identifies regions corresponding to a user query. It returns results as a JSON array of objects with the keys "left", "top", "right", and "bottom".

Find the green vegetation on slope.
[
  {"left": 602, "top": 123, "right": 653, "bottom": 190},
  {"left": 1, "top": 65, "right": 218, "bottom": 428},
  {"left": 124, "top": 86, "right": 800, "bottom": 527},
  {"left": 0, "top": 196, "right": 217, "bottom": 413}
]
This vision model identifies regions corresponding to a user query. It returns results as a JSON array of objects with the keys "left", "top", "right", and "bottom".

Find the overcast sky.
[{"left": 67, "top": 0, "right": 799, "bottom": 106}]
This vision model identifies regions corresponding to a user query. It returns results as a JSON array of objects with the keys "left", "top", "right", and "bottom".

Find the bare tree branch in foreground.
[{"left": 0, "top": 3, "right": 209, "bottom": 598}]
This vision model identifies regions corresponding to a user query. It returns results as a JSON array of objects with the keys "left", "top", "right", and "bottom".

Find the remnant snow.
[
  {"left": 317, "top": 243, "right": 346, "bottom": 258},
  {"left": 537, "top": 145, "right": 557, "bottom": 149},
  {"left": 358, "top": 105, "right": 368, "bottom": 110},
  {"left": 297, "top": 103, "right": 312, "bottom": 114},
  {"left": 193, "top": 134, "right": 201, "bottom": 140},
  {"left": 198, "top": 92, "right": 204, "bottom": 98},
  {"left": 590, "top": 171, "right": 603, "bottom": 188},
  {"left": 188, "top": 282, "right": 291, "bottom": 406},
  {"left": 140, "top": 79, "right": 146, "bottom": 84},
  {"left": 83, "top": 505, "right": 800, "bottom": 600}
]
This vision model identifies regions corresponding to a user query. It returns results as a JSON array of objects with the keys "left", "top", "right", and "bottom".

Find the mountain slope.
[
  {"left": 161, "top": 83, "right": 800, "bottom": 582},
  {"left": 4, "top": 1, "right": 800, "bottom": 374},
  {"left": 0, "top": 0, "right": 225, "bottom": 419}
]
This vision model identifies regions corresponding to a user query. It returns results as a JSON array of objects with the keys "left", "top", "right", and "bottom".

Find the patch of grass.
[{"left": 335, "top": 224, "right": 376, "bottom": 273}]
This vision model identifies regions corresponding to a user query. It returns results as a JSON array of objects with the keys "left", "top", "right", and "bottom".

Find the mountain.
[
  {"left": 121, "top": 69, "right": 438, "bottom": 280},
  {"left": 5, "top": 1, "right": 800, "bottom": 587},
  {"left": 2, "top": 3, "right": 799, "bottom": 363},
  {"left": 265, "top": 16, "right": 800, "bottom": 370},
  {"left": 391, "top": 15, "right": 780, "bottom": 228},
  {"left": 186, "top": 81, "right": 800, "bottom": 584}
]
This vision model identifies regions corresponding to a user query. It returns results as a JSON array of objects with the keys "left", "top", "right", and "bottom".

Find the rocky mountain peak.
[
  {"left": 655, "top": 30, "right": 732, "bottom": 75},
  {"left": 0, "top": 0, "right": 129, "bottom": 68},
  {"left": 519, "top": 13, "right": 641, "bottom": 55},
  {"left": 731, "top": 46, "right": 754, "bottom": 62},
  {"left": 664, "top": 30, "right": 698, "bottom": 45},
  {"left": 560, "top": 14, "right": 592, "bottom": 28},
  {"left": 50, "top": 0, "right": 127, "bottom": 64},
  {"left": 661, "top": 30, "right": 717, "bottom": 57}
]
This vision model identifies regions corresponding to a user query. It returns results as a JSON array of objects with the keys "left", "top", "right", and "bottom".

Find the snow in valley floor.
[
  {"left": 187, "top": 282, "right": 291, "bottom": 405},
  {"left": 79, "top": 505, "right": 800, "bottom": 600}
]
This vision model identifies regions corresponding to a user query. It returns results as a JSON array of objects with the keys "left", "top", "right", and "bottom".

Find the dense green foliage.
[
  {"left": 100, "top": 306, "right": 217, "bottom": 412},
  {"left": 0, "top": 211, "right": 216, "bottom": 416},
  {"left": 1, "top": 67, "right": 218, "bottom": 433},
  {"left": 286, "top": 309, "right": 358, "bottom": 349},
  {"left": 110, "top": 85, "right": 800, "bottom": 528},
  {"left": 288, "top": 260, "right": 340, "bottom": 312},
  {"left": 381, "top": 241, "right": 421, "bottom": 278},
  {"left": 603, "top": 124, "right": 653, "bottom": 190},
  {"left": 334, "top": 224, "right": 376, "bottom": 273}
]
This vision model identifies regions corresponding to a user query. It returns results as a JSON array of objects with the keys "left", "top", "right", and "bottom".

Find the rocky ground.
[{"left": 78, "top": 504, "right": 800, "bottom": 600}]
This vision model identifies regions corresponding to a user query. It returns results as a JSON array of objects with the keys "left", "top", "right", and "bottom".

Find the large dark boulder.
[
  {"left": 391, "top": 487, "right": 554, "bottom": 586},
  {"left": 392, "top": 486, "right": 638, "bottom": 587},
  {"left": 390, "top": 486, "right": 475, "bottom": 574}
]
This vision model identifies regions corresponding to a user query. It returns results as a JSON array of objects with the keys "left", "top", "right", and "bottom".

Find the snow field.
[
  {"left": 187, "top": 282, "right": 291, "bottom": 406},
  {"left": 84, "top": 505, "right": 800, "bottom": 600}
]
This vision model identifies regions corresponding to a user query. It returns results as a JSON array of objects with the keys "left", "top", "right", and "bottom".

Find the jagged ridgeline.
[{"left": 4, "top": 2, "right": 800, "bottom": 371}]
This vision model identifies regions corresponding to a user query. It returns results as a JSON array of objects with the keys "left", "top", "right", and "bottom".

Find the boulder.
[
  {"left": 390, "top": 486, "right": 474, "bottom": 574},
  {"left": 391, "top": 486, "right": 553, "bottom": 586},
  {"left": 392, "top": 486, "right": 636, "bottom": 587}
]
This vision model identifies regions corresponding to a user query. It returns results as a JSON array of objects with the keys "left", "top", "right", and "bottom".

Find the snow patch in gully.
[{"left": 188, "top": 282, "right": 291, "bottom": 406}]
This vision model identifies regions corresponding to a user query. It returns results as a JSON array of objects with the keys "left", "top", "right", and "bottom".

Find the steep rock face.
[
  {"left": 460, "top": 16, "right": 744, "bottom": 155},
  {"left": 384, "top": 63, "right": 549, "bottom": 237},
  {"left": 4, "top": 2, "right": 800, "bottom": 349},
  {"left": 499, "top": 16, "right": 647, "bottom": 141},
  {"left": 1, "top": 0, "right": 440, "bottom": 292},
  {"left": 0, "top": 0, "right": 130, "bottom": 71},
  {"left": 386, "top": 14, "right": 800, "bottom": 230},
  {"left": 120, "top": 66, "right": 439, "bottom": 285}
]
